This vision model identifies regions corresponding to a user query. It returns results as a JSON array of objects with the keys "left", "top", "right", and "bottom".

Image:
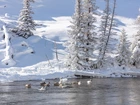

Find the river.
[{"left": 0, "top": 78, "right": 140, "bottom": 105}]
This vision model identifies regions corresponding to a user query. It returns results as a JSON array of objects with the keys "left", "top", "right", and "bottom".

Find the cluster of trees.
[
  {"left": 65, "top": 0, "right": 98, "bottom": 70},
  {"left": 7, "top": 0, "right": 140, "bottom": 69},
  {"left": 65, "top": 0, "right": 140, "bottom": 70}
]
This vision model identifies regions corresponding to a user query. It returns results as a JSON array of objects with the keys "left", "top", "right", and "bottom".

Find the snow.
[
  {"left": 0, "top": 1, "right": 140, "bottom": 82},
  {"left": 4, "top": 13, "right": 10, "bottom": 18},
  {"left": 0, "top": 15, "right": 138, "bottom": 81},
  {"left": 1, "top": 25, "right": 16, "bottom": 66}
]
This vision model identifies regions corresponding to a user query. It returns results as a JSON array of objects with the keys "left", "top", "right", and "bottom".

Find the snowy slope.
[
  {"left": 0, "top": 0, "right": 139, "bottom": 81},
  {"left": 0, "top": 14, "right": 137, "bottom": 67},
  {"left": 0, "top": 16, "right": 71, "bottom": 67}
]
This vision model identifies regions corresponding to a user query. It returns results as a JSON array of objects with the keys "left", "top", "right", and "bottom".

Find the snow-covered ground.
[
  {"left": 0, "top": 1, "right": 140, "bottom": 82},
  {"left": 0, "top": 16, "right": 74, "bottom": 82}
]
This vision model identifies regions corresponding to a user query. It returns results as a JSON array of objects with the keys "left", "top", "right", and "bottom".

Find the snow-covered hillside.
[
  {"left": 0, "top": 0, "right": 139, "bottom": 81},
  {"left": 0, "top": 16, "right": 71, "bottom": 67},
  {"left": 0, "top": 14, "right": 137, "bottom": 67}
]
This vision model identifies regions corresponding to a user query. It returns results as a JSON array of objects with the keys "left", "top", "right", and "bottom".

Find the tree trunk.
[{"left": 102, "top": 0, "right": 116, "bottom": 61}]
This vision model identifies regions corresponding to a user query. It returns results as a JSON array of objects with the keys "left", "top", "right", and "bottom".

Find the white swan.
[
  {"left": 87, "top": 79, "right": 92, "bottom": 85},
  {"left": 78, "top": 81, "right": 81, "bottom": 85},
  {"left": 72, "top": 81, "right": 81, "bottom": 85},
  {"left": 59, "top": 78, "right": 68, "bottom": 84},
  {"left": 39, "top": 86, "right": 47, "bottom": 91},
  {"left": 25, "top": 84, "right": 31, "bottom": 88}
]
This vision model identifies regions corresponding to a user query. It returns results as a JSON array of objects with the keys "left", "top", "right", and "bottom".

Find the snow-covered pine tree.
[
  {"left": 116, "top": 29, "right": 130, "bottom": 67},
  {"left": 130, "top": 41, "right": 140, "bottom": 68},
  {"left": 65, "top": 0, "right": 98, "bottom": 70},
  {"left": 96, "top": 0, "right": 111, "bottom": 68},
  {"left": 130, "top": 30, "right": 140, "bottom": 68},
  {"left": 135, "top": 8, "right": 140, "bottom": 24},
  {"left": 130, "top": 30, "right": 140, "bottom": 53},
  {"left": 130, "top": 9, "right": 140, "bottom": 68},
  {"left": 130, "top": 34, "right": 137, "bottom": 52},
  {"left": 135, "top": 16, "right": 140, "bottom": 25},
  {"left": 65, "top": 0, "right": 83, "bottom": 70},
  {"left": 96, "top": 0, "right": 116, "bottom": 68},
  {"left": 77, "top": 0, "right": 98, "bottom": 70},
  {"left": 13, "top": 0, "right": 35, "bottom": 39}
]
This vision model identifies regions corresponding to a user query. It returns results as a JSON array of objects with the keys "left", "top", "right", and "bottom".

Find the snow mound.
[{"left": 1, "top": 25, "right": 16, "bottom": 66}]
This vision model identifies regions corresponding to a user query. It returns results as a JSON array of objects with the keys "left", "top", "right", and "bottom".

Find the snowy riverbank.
[{"left": 0, "top": 63, "right": 140, "bottom": 82}]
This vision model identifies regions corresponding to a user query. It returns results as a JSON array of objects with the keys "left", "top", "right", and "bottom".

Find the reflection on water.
[{"left": 0, "top": 78, "right": 140, "bottom": 105}]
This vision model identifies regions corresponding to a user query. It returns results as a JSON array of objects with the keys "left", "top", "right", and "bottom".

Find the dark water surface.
[{"left": 0, "top": 78, "right": 140, "bottom": 105}]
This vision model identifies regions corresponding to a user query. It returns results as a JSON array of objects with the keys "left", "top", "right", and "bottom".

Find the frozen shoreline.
[{"left": 0, "top": 64, "right": 140, "bottom": 82}]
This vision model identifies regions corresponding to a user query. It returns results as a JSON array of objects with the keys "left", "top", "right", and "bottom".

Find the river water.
[{"left": 0, "top": 78, "right": 140, "bottom": 105}]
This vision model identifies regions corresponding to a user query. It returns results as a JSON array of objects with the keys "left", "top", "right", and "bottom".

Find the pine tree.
[
  {"left": 65, "top": 0, "right": 98, "bottom": 70},
  {"left": 96, "top": 0, "right": 116, "bottom": 68},
  {"left": 135, "top": 8, "right": 140, "bottom": 24},
  {"left": 79, "top": 0, "right": 98, "bottom": 70},
  {"left": 130, "top": 31, "right": 140, "bottom": 68},
  {"left": 96, "top": 0, "right": 111, "bottom": 68},
  {"left": 130, "top": 10, "right": 140, "bottom": 68},
  {"left": 13, "top": 0, "right": 35, "bottom": 39},
  {"left": 130, "top": 34, "right": 137, "bottom": 52},
  {"left": 130, "top": 41, "right": 140, "bottom": 68},
  {"left": 65, "top": 0, "right": 83, "bottom": 70},
  {"left": 130, "top": 30, "right": 140, "bottom": 53},
  {"left": 116, "top": 29, "right": 130, "bottom": 66}
]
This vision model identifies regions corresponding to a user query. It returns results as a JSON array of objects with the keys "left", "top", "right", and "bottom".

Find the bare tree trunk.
[
  {"left": 97, "top": 0, "right": 110, "bottom": 67},
  {"left": 45, "top": 54, "right": 53, "bottom": 68},
  {"left": 54, "top": 40, "right": 59, "bottom": 61},
  {"left": 102, "top": 0, "right": 116, "bottom": 61},
  {"left": 103, "top": 0, "right": 110, "bottom": 42}
]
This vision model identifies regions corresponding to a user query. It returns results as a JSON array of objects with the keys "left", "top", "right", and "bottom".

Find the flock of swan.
[{"left": 25, "top": 78, "right": 92, "bottom": 91}]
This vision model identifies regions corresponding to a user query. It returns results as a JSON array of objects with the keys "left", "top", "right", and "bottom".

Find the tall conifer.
[{"left": 13, "top": 0, "right": 35, "bottom": 38}]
